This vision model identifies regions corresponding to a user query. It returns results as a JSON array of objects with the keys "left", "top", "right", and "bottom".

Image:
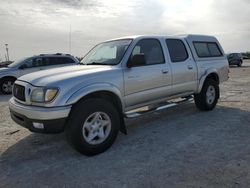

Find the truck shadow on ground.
[
  {"left": 1, "top": 104, "right": 250, "bottom": 187},
  {"left": 1, "top": 103, "right": 250, "bottom": 159}
]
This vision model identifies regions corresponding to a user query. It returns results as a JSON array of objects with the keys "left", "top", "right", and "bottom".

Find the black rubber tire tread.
[
  {"left": 237, "top": 60, "right": 242, "bottom": 67},
  {"left": 194, "top": 79, "right": 219, "bottom": 111},
  {"left": 0, "top": 77, "right": 16, "bottom": 94},
  {"left": 66, "top": 98, "right": 120, "bottom": 156}
]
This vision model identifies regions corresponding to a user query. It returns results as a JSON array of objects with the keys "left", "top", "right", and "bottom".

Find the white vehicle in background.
[{"left": 0, "top": 53, "right": 79, "bottom": 94}]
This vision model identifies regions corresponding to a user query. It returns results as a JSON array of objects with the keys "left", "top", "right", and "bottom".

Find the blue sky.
[{"left": 0, "top": 0, "right": 249, "bottom": 61}]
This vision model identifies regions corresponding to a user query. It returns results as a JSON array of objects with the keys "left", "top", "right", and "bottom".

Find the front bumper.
[{"left": 9, "top": 97, "right": 71, "bottom": 133}]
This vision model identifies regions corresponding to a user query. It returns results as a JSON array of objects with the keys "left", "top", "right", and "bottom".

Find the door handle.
[
  {"left": 162, "top": 69, "right": 169, "bottom": 74},
  {"left": 187, "top": 65, "right": 193, "bottom": 70},
  {"left": 128, "top": 75, "right": 139, "bottom": 79}
]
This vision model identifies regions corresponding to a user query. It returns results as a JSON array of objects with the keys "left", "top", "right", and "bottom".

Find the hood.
[
  {"left": 0, "top": 67, "right": 12, "bottom": 76},
  {"left": 0, "top": 67, "right": 10, "bottom": 72},
  {"left": 18, "top": 65, "right": 115, "bottom": 86}
]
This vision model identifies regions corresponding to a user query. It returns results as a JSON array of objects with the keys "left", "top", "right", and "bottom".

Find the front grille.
[{"left": 13, "top": 84, "right": 26, "bottom": 102}]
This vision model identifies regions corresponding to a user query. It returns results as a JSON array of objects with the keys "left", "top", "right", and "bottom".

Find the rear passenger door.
[{"left": 166, "top": 39, "right": 198, "bottom": 95}]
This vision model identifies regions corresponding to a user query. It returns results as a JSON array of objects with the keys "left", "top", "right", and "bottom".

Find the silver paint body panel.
[{"left": 9, "top": 35, "right": 229, "bottom": 120}]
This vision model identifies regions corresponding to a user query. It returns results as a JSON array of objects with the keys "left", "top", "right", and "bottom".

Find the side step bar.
[{"left": 125, "top": 96, "right": 193, "bottom": 118}]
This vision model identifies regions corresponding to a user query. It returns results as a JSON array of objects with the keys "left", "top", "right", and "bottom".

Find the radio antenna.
[{"left": 69, "top": 23, "right": 72, "bottom": 54}]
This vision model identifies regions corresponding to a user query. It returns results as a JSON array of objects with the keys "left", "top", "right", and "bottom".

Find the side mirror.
[
  {"left": 19, "top": 64, "right": 28, "bottom": 70},
  {"left": 127, "top": 54, "right": 146, "bottom": 68}
]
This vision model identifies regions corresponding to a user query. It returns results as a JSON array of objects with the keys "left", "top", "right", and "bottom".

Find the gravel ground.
[{"left": 1, "top": 60, "right": 250, "bottom": 188}]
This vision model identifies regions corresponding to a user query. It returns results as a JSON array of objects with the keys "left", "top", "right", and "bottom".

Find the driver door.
[
  {"left": 18, "top": 57, "right": 44, "bottom": 77},
  {"left": 124, "top": 39, "right": 172, "bottom": 108}
]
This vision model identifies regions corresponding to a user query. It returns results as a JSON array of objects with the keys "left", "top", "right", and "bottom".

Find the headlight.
[
  {"left": 45, "top": 89, "right": 58, "bottom": 102},
  {"left": 31, "top": 88, "right": 58, "bottom": 103},
  {"left": 31, "top": 88, "right": 44, "bottom": 102}
]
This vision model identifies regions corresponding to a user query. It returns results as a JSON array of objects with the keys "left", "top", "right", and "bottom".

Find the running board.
[{"left": 125, "top": 96, "right": 193, "bottom": 118}]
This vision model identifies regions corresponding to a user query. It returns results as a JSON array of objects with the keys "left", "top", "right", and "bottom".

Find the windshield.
[
  {"left": 81, "top": 39, "right": 132, "bottom": 65},
  {"left": 8, "top": 57, "right": 28, "bottom": 68}
]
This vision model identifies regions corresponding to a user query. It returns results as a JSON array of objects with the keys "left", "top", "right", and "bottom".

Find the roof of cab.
[{"left": 107, "top": 34, "right": 218, "bottom": 42}]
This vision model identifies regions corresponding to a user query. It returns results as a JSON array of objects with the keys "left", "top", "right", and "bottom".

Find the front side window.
[
  {"left": 8, "top": 57, "right": 28, "bottom": 68},
  {"left": 20, "top": 58, "right": 33, "bottom": 68},
  {"left": 31, "top": 57, "right": 43, "bottom": 67},
  {"left": 21, "top": 57, "right": 44, "bottom": 68},
  {"left": 166, "top": 39, "right": 188, "bottom": 62},
  {"left": 81, "top": 39, "right": 132, "bottom": 65},
  {"left": 131, "top": 39, "right": 165, "bottom": 65}
]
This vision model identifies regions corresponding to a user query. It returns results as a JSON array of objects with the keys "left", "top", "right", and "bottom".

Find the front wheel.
[
  {"left": 0, "top": 78, "right": 16, "bottom": 94},
  {"left": 194, "top": 79, "right": 219, "bottom": 111},
  {"left": 66, "top": 98, "right": 120, "bottom": 156}
]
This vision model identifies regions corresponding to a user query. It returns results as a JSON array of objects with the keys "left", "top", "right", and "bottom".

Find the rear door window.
[
  {"left": 43, "top": 57, "right": 57, "bottom": 66},
  {"left": 166, "top": 39, "right": 188, "bottom": 62},
  {"left": 42, "top": 57, "right": 51, "bottom": 66},
  {"left": 56, "top": 57, "right": 65, "bottom": 65},
  {"left": 47, "top": 57, "right": 76, "bottom": 65},
  {"left": 43, "top": 57, "right": 74, "bottom": 66}
]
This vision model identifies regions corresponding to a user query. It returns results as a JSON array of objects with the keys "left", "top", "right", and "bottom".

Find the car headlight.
[{"left": 31, "top": 88, "right": 58, "bottom": 103}]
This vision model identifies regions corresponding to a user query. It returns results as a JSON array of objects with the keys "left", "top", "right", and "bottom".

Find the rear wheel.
[
  {"left": 237, "top": 60, "right": 242, "bottom": 67},
  {"left": 0, "top": 78, "right": 16, "bottom": 94},
  {"left": 66, "top": 98, "right": 120, "bottom": 156},
  {"left": 194, "top": 79, "right": 219, "bottom": 111}
]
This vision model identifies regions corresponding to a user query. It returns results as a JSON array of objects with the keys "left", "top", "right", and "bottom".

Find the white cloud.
[{"left": 0, "top": 0, "right": 249, "bottom": 60}]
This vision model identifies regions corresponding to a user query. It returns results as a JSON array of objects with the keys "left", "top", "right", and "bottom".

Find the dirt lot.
[{"left": 1, "top": 60, "right": 250, "bottom": 188}]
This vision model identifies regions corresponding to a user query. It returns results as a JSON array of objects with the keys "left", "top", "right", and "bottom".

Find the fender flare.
[
  {"left": 65, "top": 83, "right": 127, "bottom": 134},
  {"left": 198, "top": 69, "right": 219, "bottom": 93},
  {"left": 66, "top": 83, "right": 124, "bottom": 107},
  {"left": 0, "top": 75, "right": 17, "bottom": 81}
]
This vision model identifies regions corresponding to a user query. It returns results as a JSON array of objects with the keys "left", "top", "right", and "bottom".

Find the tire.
[
  {"left": 0, "top": 77, "right": 16, "bottom": 94},
  {"left": 237, "top": 61, "right": 242, "bottom": 67},
  {"left": 66, "top": 98, "right": 120, "bottom": 156},
  {"left": 194, "top": 79, "right": 219, "bottom": 111}
]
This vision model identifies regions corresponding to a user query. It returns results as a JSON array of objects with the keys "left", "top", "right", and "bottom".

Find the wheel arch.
[
  {"left": 0, "top": 76, "right": 17, "bottom": 82},
  {"left": 66, "top": 85, "right": 127, "bottom": 134},
  {"left": 206, "top": 73, "right": 219, "bottom": 84},
  {"left": 198, "top": 70, "right": 220, "bottom": 93},
  {"left": 75, "top": 90, "right": 123, "bottom": 113}
]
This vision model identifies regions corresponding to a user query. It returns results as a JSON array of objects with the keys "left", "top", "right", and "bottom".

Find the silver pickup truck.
[{"left": 9, "top": 35, "right": 229, "bottom": 155}]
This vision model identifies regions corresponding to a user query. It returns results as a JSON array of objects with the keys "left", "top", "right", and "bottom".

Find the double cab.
[{"left": 9, "top": 35, "right": 229, "bottom": 155}]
